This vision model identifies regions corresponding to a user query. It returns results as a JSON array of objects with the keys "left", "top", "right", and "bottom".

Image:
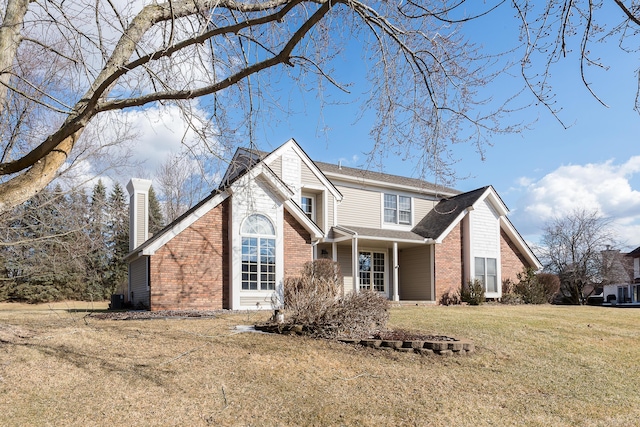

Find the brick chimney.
[{"left": 126, "top": 178, "right": 152, "bottom": 251}]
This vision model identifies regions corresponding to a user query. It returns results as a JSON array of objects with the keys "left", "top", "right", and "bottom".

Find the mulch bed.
[
  {"left": 88, "top": 310, "right": 225, "bottom": 320},
  {"left": 372, "top": 329, "right": 458, "bottom": 342}
]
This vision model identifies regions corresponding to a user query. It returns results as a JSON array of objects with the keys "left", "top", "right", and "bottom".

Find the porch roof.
[{"left": 332, "top": 225, "right": 430, "bottom": 244}]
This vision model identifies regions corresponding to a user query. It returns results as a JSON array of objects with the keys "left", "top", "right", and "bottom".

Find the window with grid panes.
[
  {"left": 241, "top": 214, "right": 276, "bottom": 291},
  {"left": 384, "top": 194, "right": 411, "bottom": 225}
]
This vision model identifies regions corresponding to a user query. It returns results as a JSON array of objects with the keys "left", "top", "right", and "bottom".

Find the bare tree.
[
  {"left": 0, "top": 0, "right": 639, "bottom": 213},
  {"left": 156, "top": 152, "right": 209, "bottom": 222},
  {"left": 0, "top": 0, "right": 523, "bottom": 212},
  {"left": 539, "top": 209, "right": 618, "bottom": 304},
  {"left": 511, "top": 0, "right": 640, "bottom": 123}
]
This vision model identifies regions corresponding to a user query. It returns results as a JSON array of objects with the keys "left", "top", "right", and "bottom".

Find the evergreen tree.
[
  {"left": 106, "top": 182, "right": 129, "bottom": 295},
  {"left": 148, "top": 185, "right": 164, "bottom": 236},
  {"left": 1, "top": 186, "right": 85, "bottom": 302},
  {"left": 87, "top": 180, "right": 109, "bottom": 299}
]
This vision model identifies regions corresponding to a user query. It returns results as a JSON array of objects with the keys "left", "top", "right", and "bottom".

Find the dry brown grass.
[{"left": 1, "top": 303, "right": 639, "bottom": 426}]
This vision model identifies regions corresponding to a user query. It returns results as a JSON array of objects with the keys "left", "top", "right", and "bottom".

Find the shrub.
[
  {"left": 536, "top": 273, "right": 561, "bottom": 303},
  {"left": 514, "top": 268, "right": 546, "bottom": 304},
  {"left": 439, "top": 287, "right": 461, "bottom": 306},
  {"left": 279, "top": 259, "right": 389, "bottom": 339},
  {"left": 500, "top": 279, "right": 523, "bottom": 305},
  {"left": 461, "top": 279, "right": 485, "bottom": 305},
  {"left": 281, "top": 259, "right": 342, "bottom": 323}
]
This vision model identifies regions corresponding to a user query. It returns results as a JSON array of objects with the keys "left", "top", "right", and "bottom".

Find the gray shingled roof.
[
  {"left": 315, "top": 161, "right": 459, "bottom": 196},
  {"left": 333, "top": 225, "right": 426, "bottom": 242},
  {"left": 218, "top": 147, "right": 264, "bottom": 190},
  {"left": 218, "top": 145, "right": 458, "bottom": 197},
  {"left": 412, "top": 186, "right": 490, "bottom": 240},
  {"left": 627, "top": 246, "right": 640, "bottom": 258}
]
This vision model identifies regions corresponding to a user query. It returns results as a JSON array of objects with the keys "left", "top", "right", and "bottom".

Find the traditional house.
[
  {"left": 601, "top": 246, "right": 640, "bottom": 306},
  {"left": 125, "top": 139, "right": 541, "bottom": 310}
]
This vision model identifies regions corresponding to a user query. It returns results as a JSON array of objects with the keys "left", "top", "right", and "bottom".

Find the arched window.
[{"left": 241, "top": 214, "right": 276, "bottom": 291}]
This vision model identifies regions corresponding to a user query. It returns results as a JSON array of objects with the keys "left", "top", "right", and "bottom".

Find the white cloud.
[
  {"left": 123, "top": 106, "right": 196, "bottom": 174},
  {"left": 511, "top": 156, "right": 640, "bottom": 247},
  {"left": 59, "top": 102, "right": 220, "bottom": 195}
]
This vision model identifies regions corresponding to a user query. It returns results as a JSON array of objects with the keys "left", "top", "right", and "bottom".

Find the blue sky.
[
  {"left": 117, "top": 2, "right": 640, "bottom": 249},
  {"left": 247, "top": 2, "right": 640, "bottom": 249}
]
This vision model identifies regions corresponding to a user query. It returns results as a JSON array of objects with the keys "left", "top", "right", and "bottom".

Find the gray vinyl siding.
[
  {"left": 239, "top": 295, "right": 273, "bottom": 309},
  {"left": 398, "top": 246, "right": 432, "bottom": 300},
  {"left": 267, "top": 155, "right": 282, "bottom": 177},
  {"left": 315, "top": 192, "right": 325, "bottom": 232},
  {"left": 334, "top": 186, "right": 380, "bottom": 227},
  {"left": 300, "top": 162, "right": 330, "bottom": 231},
  {"left": 129, "top": 256, "right": 150, "bottom": 308},
  {"left": 414, "top": 198, "right": 437, "bottom": 224},
  {"left": 326, "top": 196, "right": 335, "bottom": 227},
  {"left": 300, "top": 162, "right": 323, "bottom": 187},
  {"left": 337, "top": 245, "right": 354, "bottom": 294}
]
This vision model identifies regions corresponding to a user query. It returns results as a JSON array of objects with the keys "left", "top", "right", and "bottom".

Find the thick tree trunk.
[
  {"left": 0, "top": 130, "right": 82, "bottom": 213},
  {"left": 0, "top": 0, "right": 30, "bottom": 118}
]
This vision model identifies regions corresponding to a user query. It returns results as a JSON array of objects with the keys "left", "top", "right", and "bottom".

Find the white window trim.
[
  {"left": 381, "top": 193, "right": 413, "bottom": 228},
  {"left": 301, "top": 193, "right": 315, "bottom": 222},
  {"left": 474, "top": 256, "right": 500, "bottom": 297},
  {"left": 358, "top": 248, "right": 387, "bottom": 294},
  {"left": 240, "top": 214, "right": 276, "bottom": 292}
]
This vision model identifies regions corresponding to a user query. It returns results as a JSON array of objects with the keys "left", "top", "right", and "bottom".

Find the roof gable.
[
  {"left": 412, "top": 185, "right": 541, "bottom": 269},
  {"left": 263, "top": 138, "right": 343, "bottom": 201},
  {"left": 627, "top": 246, "right": 640, "bottom": 258},
  {"left": 126, "top": 190, "right": 230, "bottom": 259},
  {"left": 219, "top": 147, "right": 264, "bottom": 190},
  {"left": 412, "top": 186, "right": 491, "bottom": 241}
]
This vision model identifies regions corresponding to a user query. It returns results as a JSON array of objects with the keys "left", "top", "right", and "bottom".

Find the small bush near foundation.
[
  {"left": 500, "top": 279, "right": 523, "bottom": 305},
  {"left": 537, "top": 273, "right": 561, "bottom": 303},
  {"left": 501, "top": 269, "right": 555, "bottom": 305},
  {"left": 281, "top": 260, "right": 389, "bottom": 339},
  {"left": 514, "top": 268, "right": 547, "bottom": 304},
  {"left": 282, "top": 259, "right": 342, "bottom": 322},
  {"left": 461, "top": 280, "right": 485, "bottom": 305},
  {"left": 439, "top": 288, "right": 461, "bottom": 306}
]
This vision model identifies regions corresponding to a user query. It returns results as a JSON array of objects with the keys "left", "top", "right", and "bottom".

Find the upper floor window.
[
  {"left": 384, "top": 194, "right": 411, "bottom": 225},
  {"left": 241, "top": 214, "right": 276, "bottom": 291},
  {"left": 301, "top": 195, "right": 314, "bottom": 221}
]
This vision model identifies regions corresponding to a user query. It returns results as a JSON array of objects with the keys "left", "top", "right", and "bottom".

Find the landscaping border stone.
[{"left": 254, "top": 324, "right": 474, "bottom": 356}]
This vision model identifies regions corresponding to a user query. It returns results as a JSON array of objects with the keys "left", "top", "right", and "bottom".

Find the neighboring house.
[
  {"left": 125, "top": 139, "right": 541, "bottom": 311},
  {"left": 602, "top": 246, "right": 640, "bottom": 306}
]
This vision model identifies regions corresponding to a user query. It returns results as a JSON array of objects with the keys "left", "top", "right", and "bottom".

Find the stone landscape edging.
[{"left": 254, "top": 324, "right": 475, "bottom": 356}]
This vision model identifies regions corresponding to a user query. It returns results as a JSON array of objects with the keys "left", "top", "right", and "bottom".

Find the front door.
[{"left": 359, "top": 251, "right": 385, "bottom": 293}]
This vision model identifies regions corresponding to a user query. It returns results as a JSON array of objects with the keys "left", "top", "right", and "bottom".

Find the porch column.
[
  {"left": 393, "top": 242, "right": 399, "bottom": 301},
  {"left": 352, "top": 236, "right": 359, "bottom": 293}
]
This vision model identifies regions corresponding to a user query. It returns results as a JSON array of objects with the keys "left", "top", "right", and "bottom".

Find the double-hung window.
[
  {"left": 301, "top": 195, "right": 314, "bottom": 221},
  {"left": 475, "top": 257, "right": 497, "bottom": 293},
  {"left": 384, "top": 194, "right": 411, "bottom": 225},
  {"left": 241, "top": 214, "right": 276, "bottom": 291}
]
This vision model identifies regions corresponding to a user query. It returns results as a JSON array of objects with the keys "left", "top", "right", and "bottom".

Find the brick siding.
[
  {"left": 149, "top": 198, "right": 229, "bottom": 311},
  {"left": 283, "top": 210, "right": 313, "bottom": 278},
  {"left": 434, "top": 221, "right": 464, "bottom": 303},
  {"left": 500, "top": 229, "right": 530, "bottom": 284}
]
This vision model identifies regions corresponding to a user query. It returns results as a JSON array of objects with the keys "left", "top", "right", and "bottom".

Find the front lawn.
[{"left": 0, "top": 303, "right": 637, "bottom": 426}]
